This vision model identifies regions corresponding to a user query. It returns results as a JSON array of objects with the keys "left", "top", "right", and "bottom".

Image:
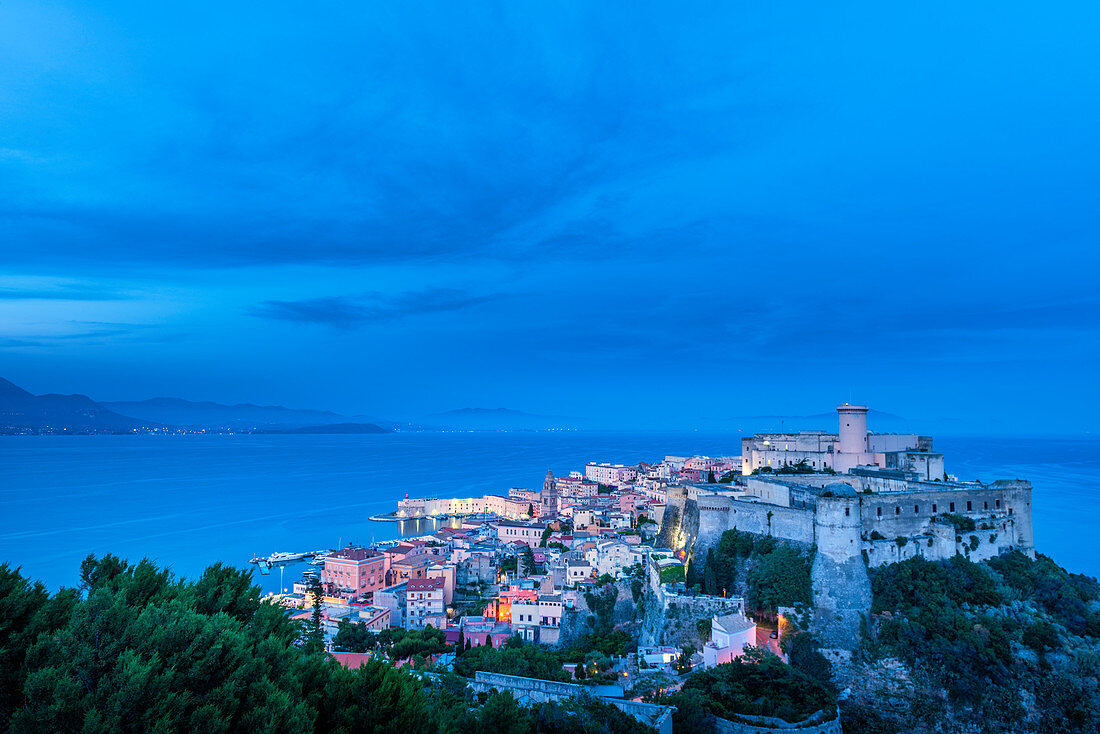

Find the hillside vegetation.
[
  {"left": 846, "top": 552, "right": 1100, "bottom": 733},
  {"left": 0, "top": 556, "right": 648, "bottom": 734}
]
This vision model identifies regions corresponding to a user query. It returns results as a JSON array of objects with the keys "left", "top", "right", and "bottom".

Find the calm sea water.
[{"left": 1, "top": 432, "right": 1097, "bottom": 593}]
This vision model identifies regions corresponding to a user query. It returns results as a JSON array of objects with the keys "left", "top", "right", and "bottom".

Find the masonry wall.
[
  {"left": 470, "top": 672, "right": 674, "bottom": 734},
  {"left": 711, "top": 711, "right": 842, "bottom": 734}
]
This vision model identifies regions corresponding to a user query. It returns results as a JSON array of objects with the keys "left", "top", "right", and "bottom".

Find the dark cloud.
[{"left": 251, "top": 289, "right": 500, "bottom": 328}]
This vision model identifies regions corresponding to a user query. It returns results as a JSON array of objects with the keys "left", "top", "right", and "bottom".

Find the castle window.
[
  {"left": 1009, "top": 508, "right": 1014, "bottom": 515},
  {"left": 950, "top": 502, "right": 955, "bottom": 512},
  {"left": 996, "top": 500, "right": 1001, "bottom": 509},
  {"left": 914, "top": 505, "right": 919, "bottom": 514},
  {"left": 984, "top": 501, "right": 988, "bottom": 510},
  {"left": 932, "top": 504, "right": 937, "bottom": 513},
  {"left": 877, "top": 507, "right": 882, "bottom": 517},
  {"left": 967, "top": 501, "right": 972, "bottom": 511},
  {"left": 845, "top": 507, "right": 850, "bottom": 517}
]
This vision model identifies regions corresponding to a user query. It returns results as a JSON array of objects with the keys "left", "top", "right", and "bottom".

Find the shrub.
[{"left": 674, "top": 648, "right": 836, "bottom": 723}]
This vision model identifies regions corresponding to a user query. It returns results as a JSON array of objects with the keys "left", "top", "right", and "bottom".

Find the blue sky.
[{"left": 2, "top": 2, "right": 1099, "bottom": 433}]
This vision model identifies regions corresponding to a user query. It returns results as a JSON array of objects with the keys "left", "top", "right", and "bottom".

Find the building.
[
  {"left": 406, "top": 578, "right": 446, "bottom": 629},
  {"left": 557, "top": 475, "right": 599, "bottom": 498},
  {"left": 541, "top": 469, "right": 559, "bottom": 519},
  {"left": 322, "top": 548, "right": 387, "bottom": 602},
  {"left": 565, "top": 561, "right": 593, "bottom": 587},
  {"left": 585, "top": 462, "right": 638, "bottom": 485},
  {"left": 741, "top": 404, "right": 941, "bottom": 477},
  {"left": 388, "top": 556, "right": 432, "bottom": 586},
  {"left": 682, "top": 467, "right": 1033, "bottom": 570},
  {"left": 375, "top": 582, "right": 407, "bottom": 628},
  {"left": 427, "top": 563, "right": 457, "bottom": 605},
  {"left": 495, "top": 520, "right": 547, "bottom": 547},
  {"left": 702, "top": 613, "right": 757, "bottom": 668}
]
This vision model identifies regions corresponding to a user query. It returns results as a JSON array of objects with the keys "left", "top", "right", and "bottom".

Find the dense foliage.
[
  {"left": 691, "top": 529, "right": 813, "bottom": 613},
  {"left": 666, "top": 648, "right": 836, "bottom": 726},
  {"left": 452, "top": 635, "right": 572, "bottom": 682},
  {"left": 0, "top": 557, "right": 649, "bottom": 734},
  {"left": 859, "top": 552, "right": 1100, "bottom": 733},
  {"left": 0, "top": 556, "right": 432, "bottom": 733},
  {"left": 332, "top": 621, "right": 449, "bottom": 660},
  {"left": 434, "top": 689, "right": 652, "bottom": 734}
]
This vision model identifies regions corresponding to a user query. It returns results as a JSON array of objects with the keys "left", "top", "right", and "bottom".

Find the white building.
[
  {"left": 702, "top": 613, "right": 757, "bottom": 668},
  {"left": 495, "top": 521, "right": 547, "bottom": 547},
  {"left": 585, "top": 462, "right": 638, "bottom": 485},
  {"left": 741, "top": 404, "right": 942, "bottom": 478},
  {"left": 566, "top": 561, "right": 593, "bottom": 587},
  {"left": 405, "top": 578, "right": 445, "bottom": 629}
]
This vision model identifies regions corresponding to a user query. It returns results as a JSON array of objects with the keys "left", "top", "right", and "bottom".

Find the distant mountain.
[
  {"left": 101, "top": 397, "right": 383, "bottom": 431},
  {"left": 256, "top": 422, "right": 390, "bottom": 434},
  {"left": 426, "top": 407, "right": 580, "bottom": 430},
  {"left": 0, "top": 377, "right": 147, "bottom": 433}
]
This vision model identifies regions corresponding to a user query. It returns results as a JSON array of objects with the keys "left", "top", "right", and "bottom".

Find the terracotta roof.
[
  {"left": 329, "top": 548, "right": 383, "bottom": 561},
  {"left": 407, "top": 578, "right": 444, "bottom": 592}
]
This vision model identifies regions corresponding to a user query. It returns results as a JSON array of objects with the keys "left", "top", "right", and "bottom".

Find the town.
[{"left": 259, "top": 405, "right": 1035, "bottom": 733}]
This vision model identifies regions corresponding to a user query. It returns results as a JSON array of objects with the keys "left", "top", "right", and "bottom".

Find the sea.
[{"left": 1, "top": 431, "right": 1097, "bottom": 595}]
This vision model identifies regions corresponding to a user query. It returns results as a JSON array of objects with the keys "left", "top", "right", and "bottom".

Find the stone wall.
[
  {"left": 470, "top": 672, "right": 675, "bottom": 734},
  {"left": 639, "top": 585, "right": 745, "bottom": 647},
  {"left": 710, "top": 709, "right": 842, "bottom": 734}
]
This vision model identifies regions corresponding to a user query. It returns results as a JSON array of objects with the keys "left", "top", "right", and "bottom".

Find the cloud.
[
  {"left": 0, "top": 321, "right": 164, "bottom": 349},
  {"left": 250, "top": 288, "right": 500, "bottom": 328},
  {"left": 0, "top": 284, "right": 132, "bottom": 301}
]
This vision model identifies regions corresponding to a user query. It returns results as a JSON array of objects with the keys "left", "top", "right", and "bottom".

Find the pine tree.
[{"left": 306, "top": 575, "right": 325, "bottom": 654}]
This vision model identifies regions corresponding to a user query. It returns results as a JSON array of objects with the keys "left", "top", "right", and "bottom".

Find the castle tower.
[
  {"left": 541, "top": 469, "right": 557, "bottom": 519},
  {"left": 834, "top": 404, "right": 871, "bottom": 473}
]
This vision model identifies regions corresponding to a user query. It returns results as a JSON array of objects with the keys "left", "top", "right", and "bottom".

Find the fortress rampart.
[{"left": 664, "top": 471, "right": 1034, "bottom": 648}]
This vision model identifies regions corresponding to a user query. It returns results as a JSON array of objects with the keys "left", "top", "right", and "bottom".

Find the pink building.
[{"left": 323, "top": 548, "right": 386, "bottom": 602}]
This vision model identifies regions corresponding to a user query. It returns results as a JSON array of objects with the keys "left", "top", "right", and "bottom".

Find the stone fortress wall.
[{"left": 665, "top": 472, "right": 1033, "bottom": 647}]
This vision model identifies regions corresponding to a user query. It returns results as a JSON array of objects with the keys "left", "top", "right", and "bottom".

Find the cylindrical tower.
[{"left": 837, "top": 404, "right": 868, "bottom": 456}]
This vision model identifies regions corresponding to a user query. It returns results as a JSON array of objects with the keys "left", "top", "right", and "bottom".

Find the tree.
[
  {"left": 703, "top": 549, "right": 718, "bottom": 596},
  {"left": 707, "top": 471, "right": 716, "bottom": 483},
  {"left": 305, "top": 575, "right": 325, "bottom": 654},
  {"left": 521, "top": 545, "right": 536, "bottom": 576},
  {"left": 540, "top": 526, "right": 553, "bottom": 547},
  {"left": 527, "top": 503, "right": 534, "bottom": 517},
  {"left": 674, "top": 645, "right": 695, "bottom": 674}
]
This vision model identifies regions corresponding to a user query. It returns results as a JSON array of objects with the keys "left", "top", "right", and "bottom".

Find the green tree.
[{"left": 305, "top": 575, "right": 325, "bottom": 654}]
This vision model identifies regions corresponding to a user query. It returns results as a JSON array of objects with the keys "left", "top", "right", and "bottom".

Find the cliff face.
[{"left": 658, "top": 490, "right": 873, "bottom": 651}]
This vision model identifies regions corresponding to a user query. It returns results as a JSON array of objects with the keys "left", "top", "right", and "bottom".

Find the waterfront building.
[{"left": 322, "top": 548, "right": 386, "bottom": 602}]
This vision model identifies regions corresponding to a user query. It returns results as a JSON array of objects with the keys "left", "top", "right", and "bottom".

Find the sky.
[{"left": 1, "top": 1, "right": 1099, "bottom": 434}]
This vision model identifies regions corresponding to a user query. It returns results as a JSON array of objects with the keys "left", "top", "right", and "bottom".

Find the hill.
[
  {"left": 0, "top": 377, "right": 148, "bottom": 433},
  {"left": 101, "top": 397, "right": 384, "bottom": 431}
]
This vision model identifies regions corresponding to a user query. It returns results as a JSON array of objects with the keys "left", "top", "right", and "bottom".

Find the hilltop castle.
[{"left": 663, "top": 405, "right": 1034, "bottom": 647}]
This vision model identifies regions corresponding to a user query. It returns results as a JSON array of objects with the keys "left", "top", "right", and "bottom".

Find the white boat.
[{"left": 265, "top": 551, "right": 310, "bottom": 564}]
